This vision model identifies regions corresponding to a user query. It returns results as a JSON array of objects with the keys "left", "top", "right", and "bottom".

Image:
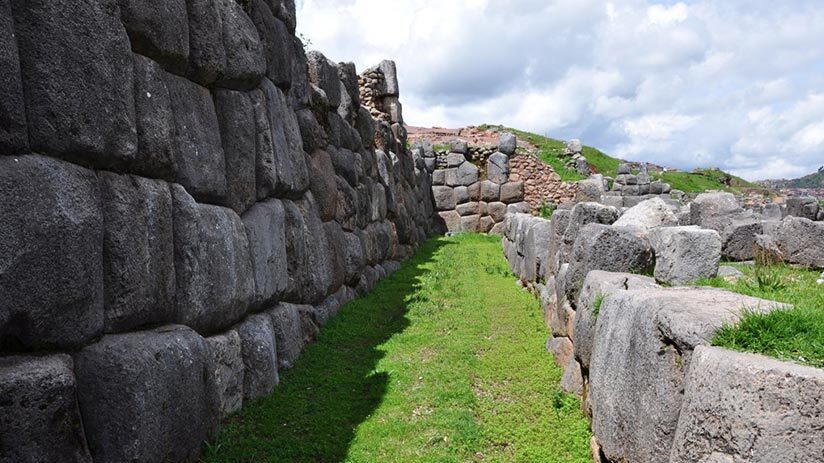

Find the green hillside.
[
  {"left": 788, "top": 169, "right": 824, "bottom": 188},
  {"left": 485, "top": 126, "right": 753, "bottom": 193}
]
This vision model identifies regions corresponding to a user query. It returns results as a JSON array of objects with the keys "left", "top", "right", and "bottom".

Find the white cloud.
[{"left": 297, "top": 0, "right": 824, "bottom": 180}]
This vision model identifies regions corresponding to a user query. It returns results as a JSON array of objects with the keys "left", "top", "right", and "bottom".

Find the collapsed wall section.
[{"left": 0, "top": 1, "right": 434, "bottom": 461}]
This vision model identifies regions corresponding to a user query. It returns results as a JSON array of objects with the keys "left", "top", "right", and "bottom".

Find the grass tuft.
[{"left": 698, "top": 264, "right": 824, "bottom": 368}]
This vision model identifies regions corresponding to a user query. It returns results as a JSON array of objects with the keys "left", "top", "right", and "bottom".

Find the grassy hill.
[
  {"left": 489, "top": 126, "right": 753, "bottom": 193},
  {"left": 766, "top": 169, "right": 824, "bottom": 189}
]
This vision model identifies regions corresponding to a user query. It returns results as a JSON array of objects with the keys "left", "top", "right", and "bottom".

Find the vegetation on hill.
[
  {"left": 204, "top": 234, "right": 591, "bottom": 462},
  {"left": 696, "top": 264, "right": 824, "bottom": 368},
  {"left": 762, "top": 168, "right": 824, "bottom": 189},
  {"left": 481, "top": 125, "right": 753, "bottom": 193}
]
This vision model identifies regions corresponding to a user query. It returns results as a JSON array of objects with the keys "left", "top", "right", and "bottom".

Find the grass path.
[{"left": 203, "top": 234, "right": 591, "bottom": 462}]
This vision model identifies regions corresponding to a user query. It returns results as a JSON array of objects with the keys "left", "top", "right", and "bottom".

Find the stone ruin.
[
  {"left": 502, "top": 191, "right": 824, "bottom": 462},
  {"left": 0, "top": 0, "right": 822, "bottom": 461}
]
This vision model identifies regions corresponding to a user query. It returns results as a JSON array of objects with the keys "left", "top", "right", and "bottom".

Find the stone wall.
[
  {"left": 501, "top": 197, "right": 824, "bottom": 463},
  {"left": 509, "top": 153, "right": 577, "bottom": 208},
  {"left": 0, "top": 1, "right": 433, "bottom": 461},
  {"left": 424, "top": 133, "right": 532, "bottom": 234}
]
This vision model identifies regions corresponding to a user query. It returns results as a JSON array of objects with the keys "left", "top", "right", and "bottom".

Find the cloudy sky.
[{"left": 296, "top": 0, "right": 824, "bottom": 181}]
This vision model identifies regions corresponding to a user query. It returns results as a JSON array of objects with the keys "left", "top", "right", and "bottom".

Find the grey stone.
[
  {"left": 487, "top": 152, "right": 510, "bottom": 184},
  {"left": 617, "top": 163, "right": 631, "bottom": 175},
  {"left": 447, "top": 162, "right": 480, "bottom": 186},
  {"left": 466, "top": 182, "right": 481, "bottom": 201},
  {"left": 307, "top": 51, "right": 341, "bottom": 107},
  {"left": 172, "top": 185, "right": 254, "bottom": 333},
  {"left": 559, "top": 202, "right": 621, "bottom": 265},
  {"left": 446, "top": 152, "right": 466, "bottom": 167},
  {"left": 487, "top": 202, "right": 508, "bottom": 222},
  {"left": 313, "top": 289, "right": 343, "bottom": 327},
  {"left": 460, "top": 215, "right": 481, "bottom": 233},
  {"left": 338, "top": 61, "right": 360, "bottom": 114},
  {"left": 164, "top": 72, "right": 227, "bottom": 203},
  {"left": 266, "top": 0, "right": 296, "bottom": 33},
  {"left": 690, "top": 192, "right": 743, "bottom": 231},
  {"left": 437, "top": 210, "right": 462, "bottom": 233},
  {"left": 242, "top": 199, "right": 288, "bottom": 309},
  {"left": 449, "top": 139, "right": 468, "bottom": 154},
  {"left": 721, "top": 219, "right": 762, "bottom": 261},
  {"left": 547, "top": 336, "right": 574, "bottom": 369},
  {"left": 785, "top": 196, "right": 820, "bottom": 220},
  {"left": 560, "top": 357, "right": 584, "bottom": 396},
  {"left": 480, "top": 180, "right": 501, "bottom": 202},
  {"left": 116, "top": 0, "right": 189, "bottom": 73},
  {"left": 307, "top": 149, "right": 339, "bottom": 221},
  {"left": 547, "top": 209, "right": 572, "bottom": 276},
  {"left": 101, "top": 172, "right": 175, "bottom": 333},
  {"left": 217, "top": 0, "right": 266, "bottom": 89},
  {"left": 131, "top": 55, "right": 177, "bottom": 180},
  {"left": 621, "top": 185, "right": 640, "bottom": 196},
  {"left": 589, "top": 288, "right": 784, "bottom": 463},
  {"left": 214, "top": 89, "right": 258, "bottom": 214},
  {"left": 480, "top": 216, "right": 496, "bottom": 233},
  {"left": 432, "top": 186, "right": 456, "bottom": 211},
  {"left": 577, "top": 178, "right": 605, "bottom": 202},
  {"left": 0, "top": 156, "right": 103, "bottom": 350},
  {"left": 651, "top": 226, "right": 722, "bottom": 285},
  {"left": 573, "top": 271, "right": 659, "bottom": 370},
  {"left": 761, "top": 203, "right": 783, "bottom": 221},
  {"left": 256, "top": 80, "right": 310, "bottom": 199},
  {"left": 776, "top": 216, "right": 824, "bottom": 268},
  {"left": 205, "top": 329, "right": 244, "bottom": 418},
  {"left": 530, "top": 219, "right": 554, "bottom": 279},
  {"left": 295, "top": 108, "right": 328, "bottom": 156},
  {"left": 74, "top": 326, "right": 219, "bottom": 463},
  {"left": 341, "top": 231, "right": 366, "bottom": 286},
  {"left": 0, "top": 354, "right": 92, "bottom": 463},
  {"left": 670, "top": 346, "right": 824, "bottom": 463},
  {"left": 0, "top": 0, "right": 28, "bottom": 155},
  {"left": 507, "top": 201, "right": 531, "bottom": 214},
  {"left": 456, "top": 202, "right": 480, "bottom": 217},
  {"left": 432, "top": 169, "right": 446, "bottom": 185},
  {"left": 184, "top": 0, "right": 224, "bottom": 84},
  {"left": 248, "top": 0, "right": 292, "bottom": 88},
  {"left": 322, "top": 221, "right": 347, "bottom": 295},
  {"left": 454, "top": 186, "right": 470, "bottom": 204},
  {"left": 268, "top": 303, "right": 311, "bottom": 370},
  {"left": 498, "top": 132, "right": 517, "bottom": 156},
  {"left": 717, "top": 265, "right": 744, "bottom": 282},
  {"left": 330, "top": 146, "right": 362, "bottom": 187},
  {"left": 284, "top": 194, "right": 338, "bottom": 303},
  {"left": 500, "top": 181, "right": 525, "bottom": 203},
  {"left": 566, "top": 224, "right": 655, "bottom": 304},
  {"left": 378, "top": 60, "right": 399, "bottom": 96},
  {"left": 613, "top": 197, "right": 678, "bottom": 229},
  {"left": 237, "top": 313, "right": 278, "bottom": 400},
  {"left": 11, "top": 0, "right": 137, "bottom": 168}
]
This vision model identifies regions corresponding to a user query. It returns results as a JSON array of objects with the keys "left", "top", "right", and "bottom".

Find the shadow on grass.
[{"left": 203, "top": 238, "right": 453, "bottom": 463}]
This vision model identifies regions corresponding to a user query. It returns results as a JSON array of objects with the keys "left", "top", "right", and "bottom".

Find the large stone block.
[
  {"left": 500, "top": 181, "right": 525, "bottom": 203},
  {"left": 330, "top": 146, "right": 362, "bottom": 187},
  {"left": 266, "top": 0, "right": 296, "bottom": 33},
  {"left": 437, "top": 210, "right": 462, "bottom": 233},
  {"left": 565, "top": 224, "right": 654, "bottom": 305},
  {"left": 487, "top": 201, "right": 507, "bottom": 223},
  {"left": 670, "top": 346, "right": 824, "bottom": 463},
  {"left": 576, "top": 178, "right": 605, "bottom": 202},
  {"left": 785, "top": 196, "right": 819, "bottom": 220},
  {"left": 650, "top": 226, "right": 722, "bottom": 285},
  {"left": 237, "top": 313, "right": 278, "bottom": 400},
  {"left": 307, "top": 51, "right": 341, "bottom": 107},
  {"left": 573, "top": 271, "right": 659, "bottom": 370},
  {"left": 433, "top": 186, "right": 457, "bottom": 211},
  {"left": 721, "top": 219, "right": 762, "bottom": 261},
  {"left": 559, "top": 202, "right": 621, "bottom": 265},
  {"left": 589, "top": 288, "right": 784, "bottom": 463},
  {"left": 116, "top": 0, "right": 189, "bottom": 73},
  {"left": 268, "top": 302, "right": 313, "bottom": 370},
  {"left": 101, "top": 172, "right": 175, "bottom": 333},
  {"left": 307, "top": 149, "right": 339, "bottom": 221},
  {"left": 173, "top": 186, "right": 254, "bottom": 333},
  {"left": 256, "top": 80, "right": 310, "bottom": 199},
  {"left": 498, "top": 132, "right": 517, "bottom": 156},
  {"left": 613, "top": 197, "right": 678, "bottom": 229},
  {"left": 480, "top": 180, "right": 501, "bottom": 202},
  {"left": 131, "top": 55, "right": 178, "bottom": 180},
  {"left": 11, "top": 0, "right": 137, "bottom": 168},
  {"left": 214, "top": 89, "right": 257, "bottom": 214},
  {"left": 0, "top": 0, "right": 28, "bottom": 155},
  {"left": 487, "top": 152, "right": 509, "bottom": 184},
  {"left": 74, "top": 326, "right": 219, "bottom": 463},
  {"left": 248, "top": 0, "right": 292, "bottom": 88},
  {"left": 378, "top": 60, "right": 399, "bottom": 97},
  {"left": 165, "top": 73, "right": 227, "bottom": 203},
  {"left": 0, "top": 355, "right": 92, "bottom": 463},
  {"left": 776, "top": 216, "right": 824, "bottom": 268},
  {"left": 205, "top": 329, "right": 244, "bottom": 418},
  {"left": 690, "top": 192, "right": 743, "bottom": 232},
  {"left": 547, "top": 208, "right": 572, "bottom": 277},
  {"left": 282, "top": 195, "right": 337, "bottom": 303},
  {"left": 242, "top": 199, "right": 288, "bottom": 309},
  {"left": 0, "top": 156, "right": 103, "bottom": 350}
]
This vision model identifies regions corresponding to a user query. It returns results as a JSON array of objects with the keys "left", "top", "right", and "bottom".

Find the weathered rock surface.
[
  {"left": 0, "top": 354, "right": 92, "bottom": 463},
  {"left": 131, "top": 55, "right": 178, "bottom": 180},
  {"left": 670, "top": 345, "right": 824, "bottom": 463},
  {"left": 205, "top": 329, "right": 244, "bottom": 418},
  {"left": 487, "top": 152, "right": 509, "bottom": 184},
  {"left": 613, "top": 197, "right": 678, "bottom": 229},
  {"left": 0, "top": 0, "right": 28, "bottom": 155},
  {"left": 74, "top": 326, "right": 219, "bottom": 463},
  {"left": 589, "top": 287, "right": 784, "bottom": 463},
  {"left": 117, "top": 0, "right": 189, "bottom": 73},
  {"left": 242, "top": 199, "right": 288, "bottom": 309},
  {"left": 173, "top": 186, "right": 254, "bottom": 334},
  {"left": 101, "top": 172, "right": 175, "bottom": 333},
  {"left": 0, "top": 156, "right": 103, "bottom": 349},
  {"left": 237, "top": 313, "right": 278, "bottom": 400},
  {"left": 775, "top": 216, "right": 824, "bottom": 268},
  {"left": 650, "top": 226, "right": 722, "bottom": 285},
  {"left": 498, "top": 132, "right": 517, "bottom": 156}
]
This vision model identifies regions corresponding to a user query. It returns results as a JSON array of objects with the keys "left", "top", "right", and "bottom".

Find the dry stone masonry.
[
  {"left": 0, "top": 1, "right": 434, "bottom": 461},
  {"left": 502, "top": 189, "right": 823, "bottom": 463}
]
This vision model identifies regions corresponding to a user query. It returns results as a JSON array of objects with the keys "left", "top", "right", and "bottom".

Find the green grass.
[
  {"left": 696, "top": 264, "right": 824, "bottom": 368},
  {"left": 537, "top": 202, "right": 557, "bottom": 219},
  {"left": 203, "top": 234, "right": 591, "bottom": 462},
  {"left": 652, "top": 168, "right": 754, "bottom": 194}
]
